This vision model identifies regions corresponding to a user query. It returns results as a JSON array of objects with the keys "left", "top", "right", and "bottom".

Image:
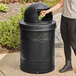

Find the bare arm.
[{"left": 41, "top": 0, "right": 63, "bottom": 15}]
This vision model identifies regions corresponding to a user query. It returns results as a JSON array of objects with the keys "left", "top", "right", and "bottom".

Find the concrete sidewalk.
[
  {"left": 0, "top": 48, "right": 76, "bottom": 76},
  {"left": 53, "top": 13, "right": 63, "bottom": 48}
]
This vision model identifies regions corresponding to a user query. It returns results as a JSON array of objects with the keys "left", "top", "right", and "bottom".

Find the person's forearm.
[{"left": 46, "top": 2, "right": 63, "bottom": 13}]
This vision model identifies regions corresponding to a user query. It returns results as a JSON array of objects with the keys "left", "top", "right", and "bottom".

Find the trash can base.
[
  {"left": 20, "top": 65, "right": 55, "bottom": 74},
  {"left": 20, "top": 59, "right": 55, "bottom": 74}
]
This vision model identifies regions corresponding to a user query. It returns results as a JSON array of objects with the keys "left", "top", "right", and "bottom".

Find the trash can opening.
[
  {"left": 24, "top": 2, "right": 53, "bottom": 23},
  {"left": 38, "top": 10, "right": 53, "bottom": 22}
]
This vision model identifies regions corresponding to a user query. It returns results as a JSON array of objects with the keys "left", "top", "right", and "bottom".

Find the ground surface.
[{"left": 0, "top": 48, "right": 76, "bottom": 76}]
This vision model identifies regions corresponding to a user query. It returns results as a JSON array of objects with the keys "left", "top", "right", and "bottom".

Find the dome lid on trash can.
[{"left": 24, "top": 2, "right": 53, "bottom": 23}]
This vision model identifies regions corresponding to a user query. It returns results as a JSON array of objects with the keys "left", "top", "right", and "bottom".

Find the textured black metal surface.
[
  {"left": 20, "top": 29, "right": 55, "bottom": 74},
  {"left": 19, "top": 2, "right": 56, "bottom": 74}
]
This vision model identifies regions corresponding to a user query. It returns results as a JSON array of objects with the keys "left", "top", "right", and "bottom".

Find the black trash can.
[{"left": 19, "top": 2, "right": 56, "bottom": 74}]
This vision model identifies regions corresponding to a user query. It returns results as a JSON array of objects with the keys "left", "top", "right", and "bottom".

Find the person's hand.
[
  {"left": 40, "top": 10, "right": 47, "bottom": 16},
  {"left": 40, "top": 10, "right": 49, "bottom": 16}
]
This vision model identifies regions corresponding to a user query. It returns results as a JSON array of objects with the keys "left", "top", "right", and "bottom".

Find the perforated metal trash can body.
[{"left": 19, "top": 2, "right": 56, "bottom": 74}]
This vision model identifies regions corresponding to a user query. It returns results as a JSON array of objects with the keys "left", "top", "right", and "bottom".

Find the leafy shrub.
[
  {"left": 0, "top": 7, "right": 26, "bottom": 49},
  {"left": 0, "top": 4, "right": 7, "bottom": 12},
  {"left": 43, "top": 0, "right": 60, "bottom": 7},
  {"left": 20, "top": 7, "right": 26, "bottom": 19}
]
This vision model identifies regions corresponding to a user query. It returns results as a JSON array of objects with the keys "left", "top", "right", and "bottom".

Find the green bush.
[
  {"left": 20, "top": 7, "right": 26, "bottom": 19},
  {"left": 43, "top": 0, "right": 60, "bottom": 7},
  {"left": 0, "top": 4, "right": 7, "bottom": 12},
  {"left": 0, "top": 7, "right": 26, "bottom": 49}
]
